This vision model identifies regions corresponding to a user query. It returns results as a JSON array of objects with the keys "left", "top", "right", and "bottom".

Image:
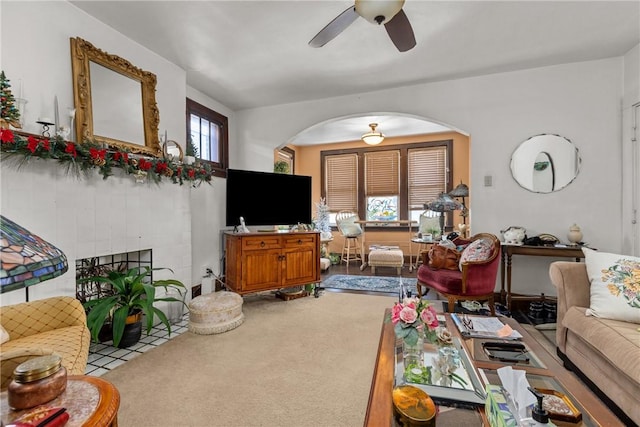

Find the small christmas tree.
[
  {"left": 314, "top": 198, "right": 331, "bottom": 233},
  {"left": 0, "top": 71, "right": 21, "bottom": 129}
]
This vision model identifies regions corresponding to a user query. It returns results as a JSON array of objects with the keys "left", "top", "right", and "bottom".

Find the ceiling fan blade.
[
  {"left": 384, "top": 9, "right": 416, "bottom": 52},
  {"left": 309, "top": 6, "right": 359, "bottom": 48}
]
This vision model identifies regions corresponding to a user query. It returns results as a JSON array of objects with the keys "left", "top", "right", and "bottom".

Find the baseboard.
[{"left": 556, "top": 349, "right": 637, "bottom": 427}]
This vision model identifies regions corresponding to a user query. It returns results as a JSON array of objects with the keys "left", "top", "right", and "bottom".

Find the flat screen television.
[{"left": 225, "top": 169, "right": 312, "bottom": 227}]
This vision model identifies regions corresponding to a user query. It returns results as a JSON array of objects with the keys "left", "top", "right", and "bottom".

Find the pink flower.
[
  {"left": 391, "top": 303, "right": 403, "bottom": 324},
  {"left": 399, "top": 306, "right": 418, "bottom": 324},
  {"left": 420, "top": 305, "right": 439, "bottom": 329}
]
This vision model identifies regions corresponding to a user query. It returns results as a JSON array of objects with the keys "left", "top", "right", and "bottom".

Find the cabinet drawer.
[
  {"left": 242, "top": 236, "right": 282, "bottom": 250},
  {"left": 282, "top": 235, "right": 316, "bottom": 247}
]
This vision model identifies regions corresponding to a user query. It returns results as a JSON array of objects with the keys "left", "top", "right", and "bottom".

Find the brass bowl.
[{"left": 392, "top": 384, "right": 437, "bottom": 426}]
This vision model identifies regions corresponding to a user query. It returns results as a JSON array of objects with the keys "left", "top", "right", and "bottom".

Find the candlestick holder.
[{"left": 36, "top": 119, "right": 55, "bottom": 137}]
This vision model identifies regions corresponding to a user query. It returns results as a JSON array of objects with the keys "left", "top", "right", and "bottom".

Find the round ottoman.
[{"left": 188, "top": 291, "right": 244, "bottom": 335}]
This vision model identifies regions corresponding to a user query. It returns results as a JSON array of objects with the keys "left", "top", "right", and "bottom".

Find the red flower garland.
[
  {"left": 65, "top": 142, "right": 77, "bottom": 158},
  {"left": 138, "top": 158, "right": 152, "bottom": 171},
  {"left": 0, "top": 129, "right": 14, "bottom": 143},
  {"left": 89, "top": 148, "right": 107, "bottom": 160}
]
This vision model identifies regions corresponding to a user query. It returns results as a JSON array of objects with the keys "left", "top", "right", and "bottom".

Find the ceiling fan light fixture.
[
  {"left": 362, "top": 123, "right": 385, "bottom": 145},
  {"left": 355, "top": 0, "right": 405, "bottom": 25}
]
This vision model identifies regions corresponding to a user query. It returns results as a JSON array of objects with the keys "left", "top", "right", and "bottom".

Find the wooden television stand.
[{"left": 224, "top": 231, "right": 320, "bottom": 296}]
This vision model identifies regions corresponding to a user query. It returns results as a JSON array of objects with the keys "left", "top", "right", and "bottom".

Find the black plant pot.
[
  {"left": 117, "top": 321, "right": 143, "bottom": 348},
  {"left": 98, "top": 323, "right": 113, "bottom": 343}
]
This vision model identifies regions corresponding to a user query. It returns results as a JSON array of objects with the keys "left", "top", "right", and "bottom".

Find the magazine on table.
[{"left": 451, "top": 313, "right": 523, "bottom": 340}]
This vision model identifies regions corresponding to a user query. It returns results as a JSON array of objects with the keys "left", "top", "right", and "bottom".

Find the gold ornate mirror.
[{"left": 70, "top": 37, "right": 161, "bottom": 156}]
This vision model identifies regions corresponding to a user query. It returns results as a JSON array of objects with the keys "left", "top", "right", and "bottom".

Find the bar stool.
[{"left": 335, "top": 210, "right": 363, "bottom": 267}]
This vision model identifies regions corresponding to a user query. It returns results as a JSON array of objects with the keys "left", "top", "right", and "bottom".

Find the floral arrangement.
[
  {"left": 391, "top": 297, "right": 441, "bottom": 346},
  {"left": 0, "top": 129, "right": 215, "bottom": 186},
  {"left": 602, "top": 258, "right": 640, "bottom": 308}
]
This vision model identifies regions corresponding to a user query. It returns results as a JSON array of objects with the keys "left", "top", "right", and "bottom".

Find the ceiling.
[{"left": 71, "top": 1, "right": 640, "bottom": 145}]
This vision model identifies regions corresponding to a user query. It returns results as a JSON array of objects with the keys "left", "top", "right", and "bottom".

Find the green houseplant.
[
  {"left": 273, "top": 160, "right": 290, "bottom": 174},
  {"left": 79, "top": 266, "right": 186, "bottom": 348}
]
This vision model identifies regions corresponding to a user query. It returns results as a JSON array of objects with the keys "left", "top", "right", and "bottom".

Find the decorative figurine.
[
  {"left": 567, "top": 224, "right": 583, "bottom": 245},
  {"left": 501, "top": 226, "right": 526, "bottom": 245}
]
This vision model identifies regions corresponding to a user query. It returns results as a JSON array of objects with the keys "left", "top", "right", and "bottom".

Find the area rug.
[{"left": 321, "top": 274, "right": 415, "bottom": 293}]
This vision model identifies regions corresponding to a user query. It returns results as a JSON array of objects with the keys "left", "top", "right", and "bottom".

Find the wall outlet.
[{"left": 201, "top": 265, "right": 213, "bottom": 278}]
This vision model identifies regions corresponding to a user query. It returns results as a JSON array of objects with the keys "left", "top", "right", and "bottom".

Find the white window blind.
[
  {"left": 408, "top": 147, "right": 447, "bottom": 210},
  {"left": 365, "top": 150, "right": 400, "bottom": 196},
  {"left": 325, "top": 154, "right": 358, "bottom": 212}
]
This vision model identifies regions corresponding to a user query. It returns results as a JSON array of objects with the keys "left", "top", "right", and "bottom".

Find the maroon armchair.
[{"left": 416, "top": 233, "right": 500, "bottom": 315}]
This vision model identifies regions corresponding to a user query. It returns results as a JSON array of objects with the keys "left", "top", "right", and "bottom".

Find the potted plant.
[
  {"left": 79, "top": 266, "right": 186, "bottom": 348},
  {"left": 184, "top": 137, "right": 198, "bottom": 165},
  {"left": 273, "top": 160, "right": 290, "bottom": 174}
]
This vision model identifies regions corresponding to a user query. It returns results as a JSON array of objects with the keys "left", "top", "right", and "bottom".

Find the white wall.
[
  {"left": 621, "top": 43, "right": 640, "bottom": 256},
  {"left": 0, "top": 1, "right": 227, "bottom": 305},
  {"left": 185, "top": 86, "right": 235, "bottom": 287},
  {"left": 235, "top": 58, "right": 626, "bottom": 297}
]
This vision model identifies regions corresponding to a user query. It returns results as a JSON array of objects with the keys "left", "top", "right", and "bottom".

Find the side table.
[
  {"left": 500, "top": 244, "right": 586, "bottom": 310},
  {"left": 1, "top": 375, "right": 120, "bottom": 427}
]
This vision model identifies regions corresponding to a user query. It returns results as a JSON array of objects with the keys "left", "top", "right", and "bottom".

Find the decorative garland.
[{"left": 0, "top": 128, "right": 214, "bottom": 186}]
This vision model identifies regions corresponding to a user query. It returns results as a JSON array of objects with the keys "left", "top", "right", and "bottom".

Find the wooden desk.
[
  {"left": 500, "top": 244, "right": 586, "bottom": 310},
  {"left": 1, "top": 375, "right": 120, "bottom": 426}
]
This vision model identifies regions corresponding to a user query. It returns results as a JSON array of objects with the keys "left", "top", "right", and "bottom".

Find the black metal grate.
[{"left": 75, "top": 249, "right": 152, "bottom": 305}]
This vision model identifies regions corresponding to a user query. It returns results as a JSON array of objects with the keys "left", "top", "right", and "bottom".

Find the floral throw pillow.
[
  {"left": 459, "top": 238, "right": 493, "bottom": 270},
  {"left": 583, "top": 247, "right": 640, "bottom": 324}
]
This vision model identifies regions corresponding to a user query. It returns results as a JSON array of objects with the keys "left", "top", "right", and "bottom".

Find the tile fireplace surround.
[{"left": 85, "top": 314, "right": 189, "bottom": 376}]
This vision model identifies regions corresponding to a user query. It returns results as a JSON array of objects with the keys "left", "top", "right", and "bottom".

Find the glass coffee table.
[{"left": 365, "top": 310, "right": 623, "bottom": 426}]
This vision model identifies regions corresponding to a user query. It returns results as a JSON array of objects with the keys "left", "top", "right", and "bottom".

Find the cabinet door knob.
[
  {"left": 298, "top": 239, "right": 302, "bottom": 244},
  {"left": 260, "top": 241, "right": 265, "bottom": 247}
]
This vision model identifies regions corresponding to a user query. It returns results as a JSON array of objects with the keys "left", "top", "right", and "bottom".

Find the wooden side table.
[
  {"left": 1, "top": 375, "right": 120, "bottom": 427},
  {"left": 500, "top": 244, "right": 586, "bottom": 310}
]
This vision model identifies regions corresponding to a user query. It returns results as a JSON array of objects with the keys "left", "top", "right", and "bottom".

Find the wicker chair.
[
  {"left": 416, "top": 233, "right": 500, "bottom": 315},
  {"left": 335, "top": 210, "right": 363, "bottom": 267}
]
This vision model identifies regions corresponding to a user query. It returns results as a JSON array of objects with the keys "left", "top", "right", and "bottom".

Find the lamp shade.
[
  {"left": 362, "top": 123, "right": 385, "bottom": 145},
  {"left": 449, "top": 181, "right": 469, "bottom": 198},
  {"left": 0, "top": 216, "right": 68, "bottom": 294},
  {"left": 424, "top": 192, "right": 463, "bottom": 212}
]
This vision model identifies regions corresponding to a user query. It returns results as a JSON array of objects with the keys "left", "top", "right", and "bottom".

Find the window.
[
  {"left": 275, "top": 147, "right": 295, "bottom": 174},
  {"left": 324, "top": 153, "right": 358, "bottom": 225},
  {"left": 321, "top": 140, "right": 452, "bottom": 228},
  {"left": 186, "top": 98, "right": 228, "bottom": 178},
  {"left": 365, "top": 150, "right": 400, "bottom": 220},
  {"left": 407, "top": 146, "right": 447, "bottom": 222}
]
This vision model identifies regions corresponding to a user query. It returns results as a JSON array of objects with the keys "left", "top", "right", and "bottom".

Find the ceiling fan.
[{"left": 309, "top": 0, "right": 416, "bottom": 52}]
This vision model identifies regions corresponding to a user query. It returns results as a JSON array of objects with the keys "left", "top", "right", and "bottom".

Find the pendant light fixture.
[{"left": 361, "top": 123, "right": 385, "bottom": 145}]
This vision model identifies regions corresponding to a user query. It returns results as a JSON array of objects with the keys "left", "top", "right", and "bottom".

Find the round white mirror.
[
  {"left": 510, "top": 134, "right": 580, "bottom": 193},
  {"left": 163, "top": 140, "right": 183, "bottom": 161}
]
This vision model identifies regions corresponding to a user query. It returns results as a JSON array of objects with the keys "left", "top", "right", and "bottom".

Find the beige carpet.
[{"left": 102, "top": 291, "right": 397, "bottom": 427}]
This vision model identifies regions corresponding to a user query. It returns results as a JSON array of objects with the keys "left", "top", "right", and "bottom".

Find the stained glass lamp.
[
  {"left": 424, "top": 193, "right": 463, "bottom": 238},
  {"left": 0, "top": 216, "right": 68, "bottom": 297},
  {"left": 449, "top": 181, "right": 470, "bottom": 225}
]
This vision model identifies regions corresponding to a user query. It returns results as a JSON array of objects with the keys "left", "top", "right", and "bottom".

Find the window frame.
[
  {"left": 320, "top": 140, "right": 453, "bottom": 231},
  {"left": 186, "top": 98, "right": 229, "bottom": 178},
  {"left": 276, "top": 146, "right": 295, "bottom": 174}
]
